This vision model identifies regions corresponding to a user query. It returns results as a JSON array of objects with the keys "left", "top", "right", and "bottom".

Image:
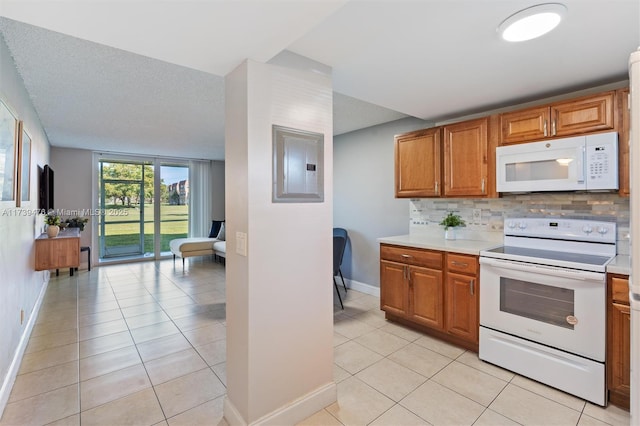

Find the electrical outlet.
[
  {"left": 472, "top": 209, "right": 482, "bottom": 223},
  {"left": 489, "top": 221, "right": 503, "bottom": 230}
]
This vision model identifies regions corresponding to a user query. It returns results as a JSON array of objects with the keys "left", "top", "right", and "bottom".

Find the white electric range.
[{"left": 479, "top": 217, "right": 616, "bottom": 406}]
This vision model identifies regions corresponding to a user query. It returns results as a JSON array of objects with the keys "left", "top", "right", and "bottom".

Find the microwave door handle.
[{"left": 576, "top": 146, "right": 585, "bottom": 183}]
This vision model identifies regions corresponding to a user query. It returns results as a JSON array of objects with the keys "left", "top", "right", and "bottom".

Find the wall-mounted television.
[{"left": 39, "top": 164, "right": 54, "bottom": 211}]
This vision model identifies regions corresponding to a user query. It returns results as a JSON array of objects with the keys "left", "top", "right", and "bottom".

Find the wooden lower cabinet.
[
  {"left": 35, "top": 229, "right": 80, "bottom": 272},
  {"left": 445, "top": 272, "right": 478, "bottom": 343},
  {"left": 607, "top": 274, "right": 631, "bottom": 408},
  {"left": 380, "top": 244, "right": 479, "bottom": 351},
  {"left": 380, "top": 260, "right": 408, "bottom": 318},
  {"left": 408, "top": 266, "right": 443, "bottom": 329},
  {"left": 380, "top": 260, "right": 443, "bottom": 329}
]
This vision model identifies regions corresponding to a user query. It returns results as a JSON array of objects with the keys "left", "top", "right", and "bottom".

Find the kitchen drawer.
[
  {"left": 611, "top": 275, "right": 630, "bottom": 305},
  {"left": 380, "top": 244, "right": 442, "bottom": 269},
  {"left": 446, "top": 253, "right": 478, "bottom": 276}
]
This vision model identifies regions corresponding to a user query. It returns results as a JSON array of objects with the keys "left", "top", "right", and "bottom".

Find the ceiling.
[{"left": 0, "top": 1, "right": 638, "bottom": 161}]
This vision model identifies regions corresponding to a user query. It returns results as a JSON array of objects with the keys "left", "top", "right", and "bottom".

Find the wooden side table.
[{"left": 35, "top": 228, "right": 80, "bottom": 276}]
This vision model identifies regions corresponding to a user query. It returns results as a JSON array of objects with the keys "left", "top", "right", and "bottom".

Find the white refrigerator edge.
[{"left": 629, "top": 48, "right": 640, "bottom": 425}]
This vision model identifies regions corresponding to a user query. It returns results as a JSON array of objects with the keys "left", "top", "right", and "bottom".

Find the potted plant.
[
  {"left": 45, "top": 211, "right": 61, "bottom": 238},
  {"left": 65, "top": 216, "right": 89, "bottom": 231},
  {"left": 439, "top": 212, "right": 466, "bottom": 240}
]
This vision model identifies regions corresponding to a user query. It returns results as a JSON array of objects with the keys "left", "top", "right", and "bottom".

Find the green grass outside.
[{"left": 99, "top": 204, "right": 188, "bottom": 254}]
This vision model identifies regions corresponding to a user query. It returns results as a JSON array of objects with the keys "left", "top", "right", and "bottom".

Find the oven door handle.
[{"left": 480, "top": 257, "right": 604, "bottom": 282}]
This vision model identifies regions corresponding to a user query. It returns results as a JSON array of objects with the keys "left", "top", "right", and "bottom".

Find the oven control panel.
[{"left": 504, "top": 218, "right": 616, "bottom": 244}]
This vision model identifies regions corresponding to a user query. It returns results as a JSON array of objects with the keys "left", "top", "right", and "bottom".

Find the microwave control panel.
[
  {"left": 588, "top": 146, "right": 610, "bottom": 176},
  {"left": 585, "top": 132, "right": 618, "bottom": 190}
]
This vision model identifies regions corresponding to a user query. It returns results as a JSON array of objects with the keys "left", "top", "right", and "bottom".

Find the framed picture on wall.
[
  {"left": 17, "top": 121, "right": 32, "bottom": 207},
  {"left": 0, "top": 99, "right": 17, "bottom": 205}
]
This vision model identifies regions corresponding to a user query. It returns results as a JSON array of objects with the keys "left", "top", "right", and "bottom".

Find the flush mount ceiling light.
[{"left": 498, "top": 3, "right": 567, "bottom": 42}]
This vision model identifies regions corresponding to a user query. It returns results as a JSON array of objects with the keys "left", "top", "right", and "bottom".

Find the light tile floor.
[{"left": 0, "top": 259, "right": 631, "bottom": 425}]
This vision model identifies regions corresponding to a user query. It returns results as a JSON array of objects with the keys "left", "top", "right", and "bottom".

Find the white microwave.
[{"left": 496, "top": 131, "right": 618, "bottom": 193}]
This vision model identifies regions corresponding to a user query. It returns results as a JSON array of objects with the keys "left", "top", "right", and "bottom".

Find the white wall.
[
  {"left": 0, "top": 33, "right": 50, "bottom": 415},
  {"left": 224, "top": 59, "right": 335, "bottom": 424},
  {"left": 333, "top": 117, "right": 431, "bottom": 288},
  {"left": 50, "top": 147, "right": 93, "bottom": 265}
]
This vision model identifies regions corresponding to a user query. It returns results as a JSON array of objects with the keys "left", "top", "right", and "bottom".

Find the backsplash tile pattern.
[{"left": 409, "top": 193, "right": 630, "bottom": 254}]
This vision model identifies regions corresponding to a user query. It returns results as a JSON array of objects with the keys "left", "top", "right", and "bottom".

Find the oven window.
[
  {"left": 500, "top": 278, "right": 575, "bottom": 330},
  {"left": 505, "top": 159, "right": 570, "bottom": 182}
]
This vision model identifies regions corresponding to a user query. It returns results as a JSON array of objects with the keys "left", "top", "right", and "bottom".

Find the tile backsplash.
[{"left": 410, "top": 193, "right": 630, "bottom": 254}]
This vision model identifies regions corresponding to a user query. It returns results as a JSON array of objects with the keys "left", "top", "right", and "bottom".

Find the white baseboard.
[
  {"left": 0, "top": 278, "right": 49, "bottom": 417},
  {"left": 223, "top": 397, "right": 245, "bottom": 426},
  {"left": 224, "top": 382, "right": 337, "bottom": 426},
  {"left": 346, "top": 279, "right": 380, "bottom": 298}
]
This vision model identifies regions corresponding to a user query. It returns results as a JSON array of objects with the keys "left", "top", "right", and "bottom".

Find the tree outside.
[{"left": 99, "top": 162, "right": 187, "bottom": 255}]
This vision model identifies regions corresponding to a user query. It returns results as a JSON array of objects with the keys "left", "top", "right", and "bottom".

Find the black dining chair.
[{"left": 333, "top": 228, "right": 348, "bottom": 309}]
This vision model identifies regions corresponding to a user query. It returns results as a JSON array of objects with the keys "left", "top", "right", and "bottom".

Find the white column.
[{"left": 223, "top": 59, "right": 335, "bottom": 425}]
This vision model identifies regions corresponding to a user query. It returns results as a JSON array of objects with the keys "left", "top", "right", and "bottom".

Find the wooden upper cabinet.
[
  {"left": 395, "top": 129, "right": 441, "bottom": 197},
  {"left": 552, "top": 92, "right": 615, "bottom": 137},
  {"left": 500, "top": 91, "right": 615, "bottom": 144},
  {"left": 617, "top": 88, "right": 630, "bottom": 196},
  {"left": 442, "top": 118, "right": 488, "bottom": 197},
  {"left": 500, "top": 106, "right": 549, "bottom": 144},
  {"left": 393, "top": 89, "right": 624, "bottom": 199}
]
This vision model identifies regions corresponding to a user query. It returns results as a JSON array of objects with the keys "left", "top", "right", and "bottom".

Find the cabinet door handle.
[
  {"left": 403, "top": 265, "right": 408, "bottom": 281},
  {"left": 452, "top": 261, "right": 468, "bottom": 268},
  {"left": 469, "top": 279, "right": 475, "bottom": 295},
  {"left": 435, "top": 181, "right": 439, "bottom": 194},
  {"left": 481, "top": 178, "right": 485, "bottom": 194},
  {"left": 401, "top": 254, "right": 412, "bottom": 259},
  {"left": 552, "top": 119, "right": 557, "bottom": 136},
  {"left": 543, "top": 119, "right": 548, "bottom": 137}
]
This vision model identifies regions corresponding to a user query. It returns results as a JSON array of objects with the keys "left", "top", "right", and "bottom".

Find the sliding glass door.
[
  {"left": 98, "top": 160, "right": 155, "bottom": 259},
  {"left": 159, "top": 163, "right": 189, "bottom": 256},
  {"left": 98, "top": 155, "right": 194, "bottom": 263}
]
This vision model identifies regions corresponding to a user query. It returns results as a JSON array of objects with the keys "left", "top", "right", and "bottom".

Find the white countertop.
[
  {"left": 378, "top": 234, "right": 501, "bottom": 256},
  {"left": 607, "top": 255, "right": 630, "bottom": 275},
  {"left": 380, "top": 234, "right": 631, "bottom": 275}
]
